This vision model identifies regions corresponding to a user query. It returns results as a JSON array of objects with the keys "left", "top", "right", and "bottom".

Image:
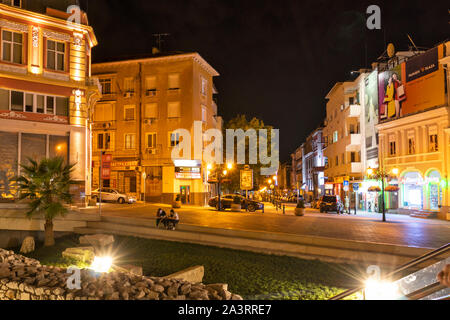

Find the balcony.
[
  {"left": 349, "top": 162, "right": 363, "bottom": 174},
  {"left": 345, "top": 104, "right": 362, "bottom": 118},
  {"left": 345, "top": 134, "right": 362, "bottom": 152}
]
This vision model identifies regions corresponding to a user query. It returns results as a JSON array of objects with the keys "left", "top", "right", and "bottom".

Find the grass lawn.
[{"left": 20, "top": 234, "right": 361, "bottom": 300}]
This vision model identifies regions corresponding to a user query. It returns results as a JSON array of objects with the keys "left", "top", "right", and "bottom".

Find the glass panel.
[
  {"left": 10, "top": 91, "right": 23, "bottom": 111},
  {"left": 57, "top": 42, "right": 65, "bottom": 53},
  {"left": 49, "top": 135, "right": 69, "bottom": 163},
  {"left": 13, "top": 43, "right": 21, "bottom": 64},
  {"left": 2, "top": 42, "right": 11, "bottom": 61},
  {"left": 25, "top": 93, "right": 33, "bottom": 112},
  {"left": 46, "top": 96, "right": 54, "bottom": 114},
  {"left": 2, "top": 30, "right": 11, "bottom": 41},
  {"left": 0, "top": 89, "right": 9, "bottom": 110},
  {"left": 55, "top": 97, "right": 68, "bottom": 116},
  {"left": 36, "top": 95, "right": 44, "bottom": 113},
  {"left": 13, "top": 32, "right": 22, "bottom": 43},
  {"left": 20, "top": 133, "right": 46, "bottom": 165},
  {"left": 47, "top": 40, "right": 55, "bottom": 51},
  {"left": 47, "top": 51, "right": 55, "bottom": 69},
  {"left": 0, "top": 131, "right": 18, "bottom": 201},
  {"left": 57, "top": 53, "right": 64, "bottom": 71}
]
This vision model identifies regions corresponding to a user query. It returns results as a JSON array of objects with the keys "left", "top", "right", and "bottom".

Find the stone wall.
[{"left": 0, "top": 249, "right": 243, "bottom": 301}]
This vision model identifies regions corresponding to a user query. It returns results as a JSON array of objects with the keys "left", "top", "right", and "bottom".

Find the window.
[
  {"left": 389, "top": 136, "right": 396, "bottom": 156},
  {"left": 201, "top": 77, "right": 208, "bottom": 96},
  {"left": 168, "top": 74, "right": 180, "bottom": 90},
  {"left": 124, "top": 105, "right": 135, "bottom": 121},
  {"left": 99, "top": 78, "right": 112, "bottom": 94},
  {"left": 169, "top": 132, "right": 180, "bottom": 147},
  {"left": 2, "top": 30, "right": 22, "bottom": 64},
  {"left": 0, "top": 89, "right": 8, "bottom": 110},
  {"left": 56, "top": 97, "right": 69, "bottom": 116},
  {"left": 47, "top": 40, "right": 65, "bottom": 71},
  {"left": 145, "top": 76, "right": 157, "bottom": 91},
  {"left": 1, "top": 0, "right": 21, "bottom": 7},
  {"left": 25, "top": 93, "right": 33, "bottom": 112},
  {"left": 407, "top": 135, "right": 416, "bottom": 155},
  {"left": 94, "top": 103, "right": 114, "bottom": 122},
  {"left": 168, "top": 102, "right": 181, "bottom": 118},
  {"left": 124, "top": 78, "right": 134, "bottom": 93},
  {"left": 10, "top": 91, "right": 23, "bottom": 111},
  {"left": 124, "top": 134, "right": 136, "bottom": 150},
  {"left": 335, "top": 156, "right": 338, "bottom": 166},
  {"left": 145, "top": 103, "right": 158, "bottom": 119},
  {"left": 201, "top": 105, "right": 207, "bottom": 122},
  {"left": 350, "top": 152, "right": 356, "bottom": 163},
  {"left": 333, "top": 131, "right": 338, "bottom": 143},
  {"left": 349, "top": 124, "right": 355, "bottom": 134},
  {"left": 97, "top": 133, "right": 111, "bottom": 150},
  {"left": 349, "top": 97, "right": 354, "bottom": 105},
  {"left": 46, "top": 96, "right": 55, "bottom": 114},
  {"left": 146, "top": 133, "right": 157, "bottom": 149},
  {"left": 429, "top": 127, "right": 438, "bottom": 152},
  {"left": 341, "top": 153, "right": 345, "bottom": 165}
]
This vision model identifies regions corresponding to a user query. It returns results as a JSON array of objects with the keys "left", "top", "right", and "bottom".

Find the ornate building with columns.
[{"left": 0, "top": 1, "right": 100, "bottom": 205}]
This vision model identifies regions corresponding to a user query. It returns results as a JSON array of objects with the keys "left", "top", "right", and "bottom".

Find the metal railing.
[{"left": 329, "top": 243, "right": 450, "bottom": 300}]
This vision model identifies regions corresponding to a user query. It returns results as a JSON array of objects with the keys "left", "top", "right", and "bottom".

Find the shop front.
[{"left": 110, "top": 160, "right": 139, "bottom": 199}]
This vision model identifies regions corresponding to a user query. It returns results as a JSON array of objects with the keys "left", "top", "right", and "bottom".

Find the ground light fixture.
[
  {"left": 90, "top": 256, "right": 113, "bottom": 273},
  {"left": 364, "top": 279, "right": 403, "bottom": 300}
]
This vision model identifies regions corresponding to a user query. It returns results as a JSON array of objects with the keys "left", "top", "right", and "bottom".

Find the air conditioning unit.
[
  {"left": 102, "top": 122, "right": 111, "bottom": 129},
  {"left": 146, "top": 90, "right": 156, "bottom": 97},
  {"left": 146, "top": 148, "right": 157, "bottom": 155},
  {"left": 143, "top": 119, "right": 152, "bottom": 125}
]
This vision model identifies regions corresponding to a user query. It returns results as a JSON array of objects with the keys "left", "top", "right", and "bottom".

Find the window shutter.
[
  {"left": 168, "top": 74, "right": 180, "bottom": 89},
  {"left": 168, "top": 102, "right": 180, "bottom": 118}
]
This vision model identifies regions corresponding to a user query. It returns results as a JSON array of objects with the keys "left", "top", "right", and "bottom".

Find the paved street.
[{"left": 79, "top": 202, "right": 450, "bottom": 249}]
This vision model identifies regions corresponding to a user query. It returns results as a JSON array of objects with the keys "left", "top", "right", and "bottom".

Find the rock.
[
  {"left": 180, "top": 283, "right": 191, "bottom": 295},
  {"left": 62, "top": 247, "right": 95, "bottom": 263},
  {"left": 146, "top": 290, "right": 159, "bottom": 300},
  {"left": 167, "top": 283, "right": 180, "bottom": 297},
  {"left": 206, "top": 283, "right": 228, "bottom": 292},
  {"left": 79, "top": 234, "right": 115, "bottom": 248},
  {"left": 20, "top": 292, "right": 31, "bottom": 300},
  {"left": 219, "top": 289, "right": 232, "bottom": 300},
  {"left": 0, "top": 267, "right": 10, "bottom": 278},
  {"left": 189, "top": 290, "right": 209, "bottom": 300},
  {"left": 6, "top": 290, "right": 16, "bottom": 299},
  {"left": 6, "top": 282, "right": 18, "bottom": 290},
  {"left": 135, "top": 290, "right": 146, "bottom": 299},
  {"left": 151, "top": 284, "right": 165, "bottom": 293},
  {"left": 165, "top": 265, "right": 204, "bottom": 283},
  {"left": 231, "top": 294, "right": 244, "bottom": 300},
  {"left": 20, "top": 237, "right": 35, "bottom": 254},
  {"left": 115, "top": 265, "right": 143, "bottom": 276}
]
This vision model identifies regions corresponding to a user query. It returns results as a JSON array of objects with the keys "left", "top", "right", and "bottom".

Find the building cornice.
[
  {"left": 376, "top": 106, "right": 449, "bottom": 131},
  {"left": 93, "top": 53, "right": 220, "bottom": 77},
  {"left": 0, "top": 4, "right": 97, "bottom": 47}
]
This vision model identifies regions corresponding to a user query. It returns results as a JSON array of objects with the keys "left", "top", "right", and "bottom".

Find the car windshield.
[{"left": 323, "top": 196, "right": 337, "bottom": 202}]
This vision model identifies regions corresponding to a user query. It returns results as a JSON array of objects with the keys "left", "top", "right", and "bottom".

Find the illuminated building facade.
[
  {"left": 92, "top": 52, "right": 221, "bottom": 206},
  {"left": 0, "top": 1, "right": 100, "bottom": 205}
]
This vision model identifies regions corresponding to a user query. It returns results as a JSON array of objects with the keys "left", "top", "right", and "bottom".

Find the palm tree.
[{"left": 13, "top": 157, "right": 76, "bottom": 246}]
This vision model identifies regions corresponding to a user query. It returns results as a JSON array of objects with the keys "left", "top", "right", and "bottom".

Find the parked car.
[
  {"left": 208, "top": 194, "right": 264, "bottom": 212},
  {"left": 319, "top": 195, "right": 343, "bottom": 213},
  {"left": 92, "top": 188, "right": 137, "bottom": 204}
]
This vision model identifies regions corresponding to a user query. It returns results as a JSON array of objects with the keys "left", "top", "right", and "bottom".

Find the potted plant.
[
  {"left": 231, "top": 196, "right": 242, "bottom": 212},
  {"left": 173, "top": 194, "right": 182, "bottom": 209},
  {"left": 295, "top": 200, "right": 305, "bottom": 216}
]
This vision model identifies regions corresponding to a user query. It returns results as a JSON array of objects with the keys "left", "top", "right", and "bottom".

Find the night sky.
[{"left": 79, "top": 0, "right": 449, "bottom": 162}]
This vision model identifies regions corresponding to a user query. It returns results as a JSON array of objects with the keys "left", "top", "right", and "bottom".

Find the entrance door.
[{"left": 180, "top": 186, "right": 190, "bottom": 204}]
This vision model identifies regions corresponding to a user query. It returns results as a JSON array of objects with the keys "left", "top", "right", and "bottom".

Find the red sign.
[{"left": 101, "top": 154, "right": 112, "bottom": 180}]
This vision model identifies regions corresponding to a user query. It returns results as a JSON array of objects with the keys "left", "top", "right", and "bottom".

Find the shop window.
[
  {"left": 0, "top": 131, "right": 18, "bottom": 200},
  {"left": 129, "top": 176, "right": 137, "bottom": 193},
  {"left": 47, "top": 40, "right": 65, "bottom": 71},
  {"left": 49, "top": 135, "right": 69, "bottom": 163},
  {"left": 2, "top": 30, "right": 22, "bottom": 64},
  {"left": 21, "top": 133, "right": 46, "bottom": 164}
]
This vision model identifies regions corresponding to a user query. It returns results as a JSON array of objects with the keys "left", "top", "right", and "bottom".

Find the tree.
[
  {"left": 224, "top": 115, "right": 277, "bottom": 193},
  {"left": 13, "top": 157, "right": 76, "bottom": 246}
]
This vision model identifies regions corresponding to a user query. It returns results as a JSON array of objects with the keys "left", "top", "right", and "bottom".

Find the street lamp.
[
  {"left": 208, "top": 163, "right": 235, "bottom": 211},
  {"left": 366, "top": 167, "right": 399, "bottom": 222}
]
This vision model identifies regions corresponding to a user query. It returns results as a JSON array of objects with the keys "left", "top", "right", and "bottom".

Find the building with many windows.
[
  {"left": 0, "top": 1, "right": 100, "bottom": 205},
  {"left": 92, "top": 52, "right": 221, "bottom": 206},
  {"left": 376, "top": 42, "right": 450, "bottom": 218}
]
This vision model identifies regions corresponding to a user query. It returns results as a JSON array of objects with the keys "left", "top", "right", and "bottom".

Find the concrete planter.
[
  {"left": 172, "top": 201, "right": 182, "bottom": 209},
  {"left": 295, "top": 208, "right": 305, "bottom": 216},
  {"left": 231, "top": 204, "right": 242, "bottom": 212}
]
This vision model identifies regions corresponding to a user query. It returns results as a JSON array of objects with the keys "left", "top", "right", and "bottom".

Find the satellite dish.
[{"left": 387, "top": 43, "right": 395, "bottom": 58}]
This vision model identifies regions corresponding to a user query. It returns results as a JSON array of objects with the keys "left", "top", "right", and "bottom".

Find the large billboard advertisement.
[
  {"left": 378, "top": 44, "right": 446, "bottom": 121},
  {"left": 365, "top": 71, "right": 379, "bottom": 160}
]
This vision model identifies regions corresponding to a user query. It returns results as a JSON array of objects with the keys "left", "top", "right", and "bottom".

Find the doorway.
[{"left": 180, "top": 186, "right": 190, "bottom": 204}]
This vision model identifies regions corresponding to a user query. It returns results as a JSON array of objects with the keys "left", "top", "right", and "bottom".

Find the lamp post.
[
  {"left": 208, "top": 163, "right": 234, "bottom": 211},
  {"left": 367, "top": 167, "right": 399, "bottom": 222}
]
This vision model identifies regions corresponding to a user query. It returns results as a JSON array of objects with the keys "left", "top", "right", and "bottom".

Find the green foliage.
[
  {"left": 24, "top": 235, "right": 358, "bottom": 300},
  {"left": 12, "top": 157, "right": 76, "bottom": 220},
  {"left": 297, "top": 200, "right": 305, "bottom": 209},
  {"left": 224, "top": 115, "right": 277, "bottom": 193}
]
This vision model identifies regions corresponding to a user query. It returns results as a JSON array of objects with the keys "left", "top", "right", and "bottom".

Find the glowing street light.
[
  {"left": 391, "top": 168, "right": 399, "bottom": 176},
  {"left": 364, "top": 279, "right": 402, "bottom": 300},
  {"left": 90, "top": 256, "right": 113, "bottom": 273},
  {"left": 227, "top": 162, "right": 233, "bottom": 170}
]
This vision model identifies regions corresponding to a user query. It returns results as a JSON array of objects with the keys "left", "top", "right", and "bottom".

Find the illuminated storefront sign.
[{"left": 175, "top": 166, "right": 201, "bottom": 179}]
